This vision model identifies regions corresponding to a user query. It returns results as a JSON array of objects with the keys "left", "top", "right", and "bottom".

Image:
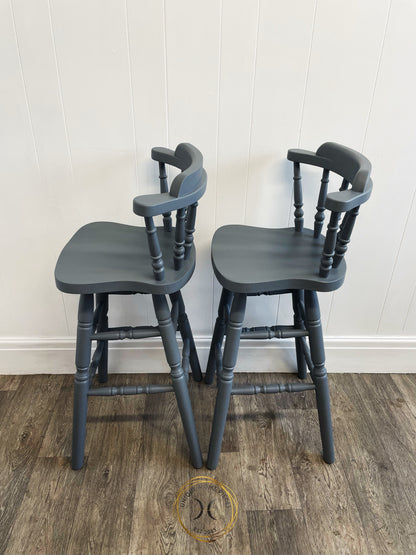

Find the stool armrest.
[
  {"left": 133, "top": 180, "right": 206, "bottom": 218},
  {"left": 133, "top": 192, "right": 184, "bottom": 217},
  {"left": 325, "top": 179, "right": 372, "bottom": 212},
  {"left": 287, "top": 148, "right": 331, "bottom": 169},
  {"left": 151, "top": 147, "right": 185, "bottom": 169}
]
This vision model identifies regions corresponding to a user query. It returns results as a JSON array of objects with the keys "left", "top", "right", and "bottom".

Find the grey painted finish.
[
  {"left": 288, "top": 143, "right": 372, "bottom": 212},
  {"left": 55, "top": 222, "right": 195, "bottom": 294},
  {"left": 304, "top": 290, "right": 334, "bottom": 464},
  {"left": 157, "top": 160, "right": 173, "bottom": 232},
  {"left": 145, "top": 216, "right": 165, "bottom": 281},
  {"left": 206, "top": 142, "right": 372, "bottom": 469},
  {"left": 231, "top": 383, "right": 316, "bottom": 394},
  {"left": 88, "top": 384, "right": 175, "bottom": 396},
  {"left": 206, "top": 288, "right": 336, "bottom": 469},
  {"left": 96, "top": 293, "right": 108, "bottom": 384},
  {"left": 287, "top": 142, "right": 371, "bottom": 189},
  {"left": 152, "top": 294, "right": 202, "bottom": 469},
  {"left": 209, "top": 142, "right": 372, "bottom": 296},
  {"left": 314, "top": 169, "right": 330, "bottom": 238},
  {"left": 207, "top": 293, "right": 246, "bottom": 470},
  {"left": 204, "top": 288, "right": 233, "bottom": 385},
  {"left": 174, "top": 208, "right": 186, "bottom": 270},
  {"left": 333, "top": 206, "right": 360, "bottom": 268},
  {"left": 170, "top": 291, "right": 202, "bottom": 382},
  {"left": 133, "top": 144, "right": 207, "bottom": 218},
  {"left": 55, "top": 145, "right": 206, "bottom": 295},
  {"left": 87, "top": 342, "right": 104, "bottom": 387},
  {"left": 72, "top": 294, "right": 94, "bottom": 470},
  {"left": 240, "top": 325, "right": 308, "bottom": 339},
  {"left": 293, "top": 162, "right": 304, "bottom": 232},
  {"left": 211, "top": 226, "right": 346, "bottom": 294},
  {"left": 184, "top": 202, "right": 198, "bottom": 260},
  {"left": 319, "top": 211, "right": 341, "bottom": 278},
  {"left": 91, "top": 325, "right": 160, "bottom": 341},
  {"left": 54, "top": 143, "right": 205, "bottom": 469},
  {"left": 292, "top": 290, "right": 307, "bottom": 379}
]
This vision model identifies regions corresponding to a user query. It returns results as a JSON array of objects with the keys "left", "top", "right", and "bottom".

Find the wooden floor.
[{"left": 0, "top": 372, "right": 415, "bottom": 554}]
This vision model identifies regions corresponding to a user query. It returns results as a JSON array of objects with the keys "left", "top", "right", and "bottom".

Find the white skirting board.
[{"left": 0, "top": 336, "right": 415, "bottom": 374}]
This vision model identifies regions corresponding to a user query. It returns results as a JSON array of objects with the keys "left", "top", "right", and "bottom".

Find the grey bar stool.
[
  {"left": 205, "top": 142, "right": 373, "bottom": 470},
  {"left": 55, "top": 143, "right": 206, "bottom": 470}
]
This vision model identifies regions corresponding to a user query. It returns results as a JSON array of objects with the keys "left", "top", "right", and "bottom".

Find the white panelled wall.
[{"left": 1, "top": 0, "right": 415, "bottom": 374}]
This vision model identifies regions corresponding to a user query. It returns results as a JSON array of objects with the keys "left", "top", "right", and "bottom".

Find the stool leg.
[
  {"left": 153, "top": 294, "right": 202, "bottom": 468},
  {"left": 96, "top": 293, "right": 109, "bottom": 384},
  {"left": 170, "top": 291, "right": 202, "bottom": 382},
  {"left": 205, "top": 288, "right": 234, "bottom": 385},
  {"left": 207, "top": 293, "right": 246, "bottom": 470},
  {"left": 72, "top": 294, "right": 94, "bottom": 470},
  {"left": 304, "top": 290, "right": 335, "bottom": 464},
  {"left": 292, "top": 290, "right": 307, "bottom": 379}
]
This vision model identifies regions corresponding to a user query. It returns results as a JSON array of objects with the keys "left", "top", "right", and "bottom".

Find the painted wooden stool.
[
  {"left": 55, "top": 143, "right": 206, "bottom": 470},
  {"left": 205, "top": 142, "right": 373, "bottom": 469}
]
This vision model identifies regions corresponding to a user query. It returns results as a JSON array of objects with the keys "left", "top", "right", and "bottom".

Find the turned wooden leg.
[
  {"left": 170, "top": 291, "right": 202, "bottom": 382},
  {"left": 72, "top": 294, "right": 93, "bottom": 470},
  {"left": 304, "top": 290, "right": 334, "bottom": 464},
  {"left": 153, "top": 294, "right": 202, "bottom": 468},
  {"left": 207, "top": 293, "right": 246, "bottom": 470},
  {"left": 96, "top": 293, "right": 108, "bottom": 384},
  {"left": 205, "top": 288, "right": 234, "bottom": 385},
  {"left": 292, "top": 290, "right": 307, "bottom": 379}
]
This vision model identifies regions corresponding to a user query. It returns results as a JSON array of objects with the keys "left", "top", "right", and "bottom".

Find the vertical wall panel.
[
  {"left": 124, "top": 0, "right": 169, "bottom": 329},
  {"left": 370, "top": 0, "right": 416, "bottom": 336},
  {"left": 245, "top": 0, "right": 316, "bottom": 228},
  {"left": 298, "top": 0, "right": 390, "bottom": 231},
  {"left": 211, "top": 0, "right": 259, "bottom": 327},
  {"left": 378, "top": 191, "right": 416, "bottom": 334},
  {"left": 49, "top": 0, "right": 142, "bottom": 331},
  {"left": 280, "top": 0, "right": 391, "bottom": 333},
  {"left": 404, "top": 287, "right": 416, "bottom": 335},
  {"left": 215, "top": 0, "right": 259, "bottom": 228},
  {"left": 49, "top": 0, "right": 136, "bottom": 223},
  {"left": 49, "top": 0, "right": 135, "bottom": 151},
  {"left": 0, "top": 1, "right": 68, "bottom": 336},
  {"left": 300, "top": 0, "right": 390, "bottom": 151},
  {"left": 126, "top": 0, "right": 168, "bottom": 199},
  {"left": 164, "top": 0, "right": 221, "bottom": 334},
  {"left": 328, "top": 0, "right": 416, "bottom": 335},
  {"left": 244, "top": 0, "right": 316, "bottom": 327}
]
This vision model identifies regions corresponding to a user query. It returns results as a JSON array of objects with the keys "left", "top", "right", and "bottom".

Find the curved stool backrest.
[
  {"left": 287, "top": 142, "right": 372, "bottom": 278},
  {"left": 133, "top": 143, "right": 207, "bottom": 281}
]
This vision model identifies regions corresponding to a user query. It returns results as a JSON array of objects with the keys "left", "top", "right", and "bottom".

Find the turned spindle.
[
  {"left": 314, "top": 168, "right": 329, "bottom": 238},
  {"left": 319, "top": 211, "right": 341, "bottom": 277},
  {"left": 333, "top": 206, "right": 360, "bottom": 268},
  {"left": 184, "top": 202, "right": 198, "bottom": 259},
  {"left": 339, "top": 178, "right": 349, "bottom": 191},
  {"left": 158, "top": 161, "right": 172, "bottom": 231},
  {"left": 174, "top": 208, "right": 186, "bottom": 270},
  {"left": 293, "top": 162, "right": 304, "bottom": 231},
  {"left": 145, "top": 216, "right": 165, "bottom": 281}
]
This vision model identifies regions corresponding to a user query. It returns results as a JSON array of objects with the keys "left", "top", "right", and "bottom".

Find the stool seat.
[
  {"left": 55, "top": 221, "right": 195, "bottom": 295},
  {"left": 211, "top": 225, "right": 346, "bottom": 294}
]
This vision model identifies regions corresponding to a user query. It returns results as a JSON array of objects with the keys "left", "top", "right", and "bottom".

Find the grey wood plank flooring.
[{"left": 0, "top": 373, "right": 415, "bottom": 554}]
